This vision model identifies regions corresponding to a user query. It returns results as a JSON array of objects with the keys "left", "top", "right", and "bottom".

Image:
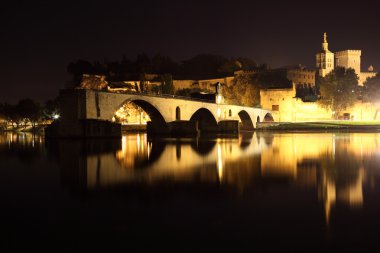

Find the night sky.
[{"left": 1, "top": 0, "right": 380, "bottom": 103}]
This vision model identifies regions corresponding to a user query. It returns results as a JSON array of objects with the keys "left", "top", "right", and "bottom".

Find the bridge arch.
[
  {"left": 238, "top": 110, "right": 254, "bottom": 131},
  {"left": 263, "top": 113, "right": 274, "bottom": 122},
  {"left": 113, "top": 99, "right": 169, "bottom": 131},
  {"left": 190, "top": 108, "right": 218, "bottom": 132}
]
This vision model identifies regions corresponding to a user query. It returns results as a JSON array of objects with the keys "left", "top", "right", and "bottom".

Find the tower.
[
  {"left": 316, "top": 32, "right": 335, "bottom": 77},
  {"left": 335, "top": 50, "right": 361, "bottom": 75}
]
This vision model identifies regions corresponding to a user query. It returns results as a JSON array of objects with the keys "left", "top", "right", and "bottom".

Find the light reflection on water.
[
  {"left": 2, "top": 131, "right": 380, "bottom": 249},
  {"left": 41, "top": 132, "right": 380, "bottom": 223}
]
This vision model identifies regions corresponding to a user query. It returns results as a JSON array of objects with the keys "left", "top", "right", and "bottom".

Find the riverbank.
[{"left": 258, "top": 121, "right": 380, "bottom": 131}]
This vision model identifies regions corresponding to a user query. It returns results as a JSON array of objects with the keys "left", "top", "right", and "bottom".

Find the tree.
[
  {"left": 42, "top": 99, "right": 60, "bottom": 121},
  {"left": 236, "top": 57, "right": 257, "bottom": 70},
  {"left": 217, "top": 60, "right": 242, "bottom": 74},
  {"left": 151, "top": 54, "right": 179, "bottom": 74},
  {"left": 160, "top": 74, "right": 174, "bottom": 95},
  {"left": 223, "top": 74, "right": 260, "bottom": 107},
  {"left": 139, "top": 73, "right": 147, "bottom": 93},
  {"left": 135, "top": 53, "right": 152, "bottom": 73},
  {"left": 67, "top": 59, "right": 95, "bottom": 86},
  {"left": 180, "top": 54, "right": 229, "bottom": 79},
  {"left": 362, "top": 73, "right": 380, "bottom": 104},
  {"left": 317, "top": 67, "right": 359, "bottom": 118},
  {"left": 0, "top": 103, "right": 21, "bottom": 127},
  {"left": 17, "top": 99, "right": 41, "bottom": 127}
]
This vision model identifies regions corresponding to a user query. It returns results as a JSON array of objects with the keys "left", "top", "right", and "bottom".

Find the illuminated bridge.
[{"left": 48, "top": 89, "right": 276, "bottom": 137}]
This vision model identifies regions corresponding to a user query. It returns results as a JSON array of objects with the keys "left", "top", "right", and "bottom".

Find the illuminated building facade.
[{"left": 316, "top": 33, "right": 377, "bottom": 85}]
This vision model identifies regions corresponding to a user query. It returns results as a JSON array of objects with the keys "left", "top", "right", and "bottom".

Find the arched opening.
[
  {"left": 113, "top": 102, "right": 151, "bottom": 125},
  {"left": 263, "top": 113, "right": 274, "bottom": 122},
  {"left": 176, "top": 106, "right": 181, "bottom": 121},
  {"left": 238, "top": 110, "right": 254, "bottom": 131},
  {"left": 228, "top": 109, "right": 232, "bottom": 117},
  {"left": 113, "top": 100, "right": 168, "bottom": 134},
  {"left": 190, "top": 108, "right": 218, "bottom": 133}
]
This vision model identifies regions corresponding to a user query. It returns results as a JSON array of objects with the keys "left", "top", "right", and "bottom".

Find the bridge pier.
[
  {"left": 146, "top": 121, "right": 170, "bottom": 135},
  {"left": 167, "top": 121, "right": 198, "bottom": 136},
  {"left": 218, "top": 120, "right": 239, "bottom": 134}
]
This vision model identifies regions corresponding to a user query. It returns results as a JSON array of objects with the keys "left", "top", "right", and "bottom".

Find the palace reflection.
[
  {"left": 260, "top": 133, "right": 379, "bottom": 223},
  {"left": 45, "top": 132, "right": 380, "bottom": 223}
]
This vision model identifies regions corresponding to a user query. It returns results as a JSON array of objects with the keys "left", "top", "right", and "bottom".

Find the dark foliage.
[{"left": 67, "top": 54, "right": 260, "bottom": 86}]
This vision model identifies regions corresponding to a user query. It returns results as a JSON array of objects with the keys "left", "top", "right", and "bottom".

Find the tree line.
[
  {"left": 67, "top": 53, "right": 264, "bottom": 87},
  {"left": 0, "top": 99, "right": 59, "bottom": 128}
]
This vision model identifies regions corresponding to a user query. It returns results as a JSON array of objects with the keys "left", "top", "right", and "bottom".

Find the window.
[
  {"left": 229, "top": 109, "right": 232, "bottom": 117},
  {"left": 272, "top": 105, "right": 279, "bottom": 111},
  {"left": 176, "top": 106, "right": 181, "bottom": 120}
]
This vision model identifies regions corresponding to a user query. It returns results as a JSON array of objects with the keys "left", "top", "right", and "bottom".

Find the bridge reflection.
[{"left": 45, "top": 132, "right": 380, "bottom": 223}]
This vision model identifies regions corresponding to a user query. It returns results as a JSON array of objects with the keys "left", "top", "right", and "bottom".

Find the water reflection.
[
  {"left": 4, "top": 131, "right": 380, "bottom": 226},
  {"left": 0, "top": 132, "right": 44, "bottom": 163}
]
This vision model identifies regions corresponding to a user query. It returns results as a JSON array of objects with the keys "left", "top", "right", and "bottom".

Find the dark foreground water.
[{"left": 1, "top": 132, "right": 380, "bottom": 251}]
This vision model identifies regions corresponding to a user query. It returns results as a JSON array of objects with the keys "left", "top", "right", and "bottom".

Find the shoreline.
[{"left": 257, "top": 121, "right": 380, "bottom": 131}]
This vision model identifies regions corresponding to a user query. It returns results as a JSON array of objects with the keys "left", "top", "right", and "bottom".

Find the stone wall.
[
  {"left": 287, "top": 69, "right": 316, "bottom": 86},
  {"left": 359, "top": 72, "right": 377, "bottom": 86},
  {"left": 79, "top": 74, "right": 108, "bottom": 90},
  {"left": 260, "top": 86, "right": 380, "bottom": 121}
]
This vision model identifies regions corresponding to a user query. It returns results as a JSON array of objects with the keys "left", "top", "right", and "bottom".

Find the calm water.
[{"left": 1, "top": 131, "right": 380, "bottom": 251}]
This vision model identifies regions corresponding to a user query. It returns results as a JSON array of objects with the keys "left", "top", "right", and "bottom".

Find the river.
[{"left": 1, "top": 131, "right": 380, "bottom": 251}]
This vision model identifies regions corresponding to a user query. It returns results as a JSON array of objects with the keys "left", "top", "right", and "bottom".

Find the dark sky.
[{"left": 1, "top": 0, "right": 380, "bottom": 103}]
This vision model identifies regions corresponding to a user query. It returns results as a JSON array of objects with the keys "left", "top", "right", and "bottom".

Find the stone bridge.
[{"left": 50, "top": 89, "right": 277, "bottom": 137}]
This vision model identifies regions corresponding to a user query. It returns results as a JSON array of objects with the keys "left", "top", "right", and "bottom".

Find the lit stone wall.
[
  {"left": 260, "top": 87, "right": 298, "bottom": 122},
  {"left": 359, "top": 72, "right": 377, "bottom": 86},
  {"left": 335, "top": 50, "right": 361, "bottom": 76},
  {"left": 340, "top": 102, "right": 380, "bottom": 121},
  {"left": 287, "top": 69, "right": 316, "bottom": 86},
  {"left": 79, "top": 74, "right": 108, "bottom": 89},
  {"left": 260, "top": 87, "right": 380, "bottom": 121}
]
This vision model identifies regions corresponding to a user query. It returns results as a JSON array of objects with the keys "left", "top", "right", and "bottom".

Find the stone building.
[
  {"left": 316, "top": 33, "right": 335, "bottom": 77},
  {"left": 259, "top": 33, "right": 380, "bottom": 122},
  {"left": 287, "top": 68, "right": 316, "bottom": 87},
  {"left": 316, "top": 33, "right": 377, "bottom": 85}
]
